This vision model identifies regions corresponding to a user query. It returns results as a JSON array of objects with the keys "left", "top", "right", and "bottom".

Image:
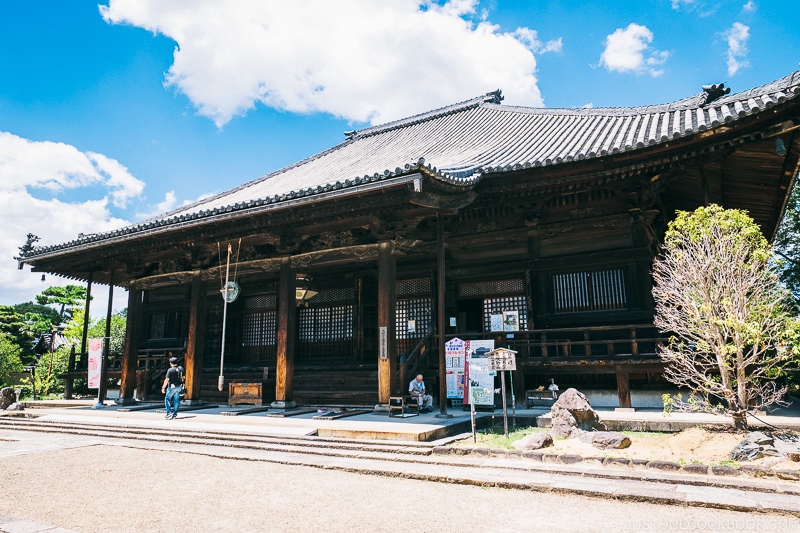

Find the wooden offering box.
[{"left": 228, "top": 382, "right": 263, "bottom": 407}]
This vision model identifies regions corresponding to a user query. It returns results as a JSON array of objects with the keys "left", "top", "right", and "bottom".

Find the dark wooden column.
[
  {"left": 117, "top": 288, "right": 142, "bottom": 404},
  {"left": 615, "top": 364, "right": 632, "bottom": 408},
  {"left": 376, "top": 241, "right": 396, "bottom": 407},
  {"left": 99, "top": 274, "right": 114, "bottom": 403},
  {"left": 79, "top": 273, "right": 93, "bottom": 371},
  {"left": 436, "top": 213, "right": 450, "bottom": 417},
  {"left": 184, "top": 273, "right": 206, "bottom": 404},
  {"left": 273, "top": 258, "right": 297, "bottom": 408}
]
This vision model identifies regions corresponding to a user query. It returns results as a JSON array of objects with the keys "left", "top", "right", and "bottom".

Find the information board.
[
  {"left": 464, "top": 339, "right": 495, "bottom": 407},
  {"left": 445, "top": 337, "right": 465, "bottom": 399}
]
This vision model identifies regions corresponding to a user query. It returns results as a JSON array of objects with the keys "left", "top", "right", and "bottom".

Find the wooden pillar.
[
  {"left": 436, "top": 213, "right": 449, "bottom": 416},
  {"left": 273, "top": 258, "right": 297, "bottom": 408},
  {"left": 118, "top": 288, "right": 142, "bottom": 404},
  {"left": 376, "top": 242, "right": 396, "bottom": 407},
  {"left": 184, "top": 273, "right": 206, "bottom": 404},
  {"left": 616, "top": 364, "right": 632, "bottom": 408},
  {"left": 79, "top": 273, "right": 93, "bottom": 370},
  {"left": 99, "top": 274, "right": 114, "bottom": 403},
  {"left": 512, "top": 368, "right": 526, "bottom": 407}
]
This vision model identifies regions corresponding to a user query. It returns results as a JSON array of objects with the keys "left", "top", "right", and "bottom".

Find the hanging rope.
[{"left": 218, "top": 243, "right": 232, "bottom": 391}]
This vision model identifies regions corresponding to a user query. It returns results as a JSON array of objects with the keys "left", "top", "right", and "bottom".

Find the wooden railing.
[{"left": 444, "top": 324, "right": 666, "bottom": 362}]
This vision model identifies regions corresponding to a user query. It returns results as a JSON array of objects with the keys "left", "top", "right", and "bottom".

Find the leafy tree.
[
  {"left": 0, "top": 305, "right": 36, "bottom": 362},
  {"left": 652, "top": 205, "right": 797, "bottom": 430},
  {"left": 0, "top": 332, "right": 24, "bottom": 388},
  {"left": 774, "top": 182, "right": 800, "bottom": 304},
  {"left": 35, "top": 285, "right": 88, "bottom": 321},
  {"left": 14, "top": 302, "right": 61, "bottom": 336},
  {"left": 87, "top": 310, "right": 128, "bottom": 354}
]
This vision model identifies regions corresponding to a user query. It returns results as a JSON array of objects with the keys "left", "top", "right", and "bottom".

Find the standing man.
[
  {"left": 409, "top": 374, "right": 433, "bottom": 413},
  {"left": 162, "top": 356, "right": 184, "bottom": 419}
]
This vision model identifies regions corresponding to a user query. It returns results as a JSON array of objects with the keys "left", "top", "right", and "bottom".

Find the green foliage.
[
  {"left": 32, "top": 346, "right": 71, "bottom": 397},
  {"left": 13, "top": 302, "right": 61, "bottom": 335},
  {"left": 0, "top": 332, "right": 24, "bottom": 387},
  {"left": 88, "top": 312, "right": 127, "bottom": 354},
  {"left": 35, "top": 285, "right": 88, "bottom": 320},
  {"left": 0, "top": 305, "right": 36, "bottom": 361},
  {"left": 774, "top": 182, "right": 800, "bottom": 303}
]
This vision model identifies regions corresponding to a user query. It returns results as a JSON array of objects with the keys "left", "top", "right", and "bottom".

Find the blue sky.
[{"left": 1, "top": 0, "right": 799, "bottom": 315}]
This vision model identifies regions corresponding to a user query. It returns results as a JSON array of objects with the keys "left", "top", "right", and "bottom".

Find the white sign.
[
  {"left": 490, "top": 314, "right": 503, "bottom": 332},
  {"left": 379, "top": 326, "right": 388, "bottom": 360},
  {"left": 87, "top": 338, "right": 103, "bottom": 389},
  {"left": 445, "top": 337, "right": 466, "bottom": 399},
  {"left": 465, "top": 339, "right": 495, "bottom": 406},
  {"left": 488, "top": 350, "right": 517, "bottom": 371}
]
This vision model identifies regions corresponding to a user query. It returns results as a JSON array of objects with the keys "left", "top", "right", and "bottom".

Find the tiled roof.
[{"left": 21, "top": 71, "right": 800, "bottom": 260}]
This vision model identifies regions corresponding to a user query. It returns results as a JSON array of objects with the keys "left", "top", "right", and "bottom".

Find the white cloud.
[
  {"left": 742, "top": 1, "right": 756, "bottom": 12},
  {"left": 671, "top": 0, "right": 696, "bottom": 9},
  {"left": 599, "top": 23, "right": 668, "bottom": 77},
  {"left": 723, "top": 22, "right": 750, "bottom": 76},
  {"left": 0, "top": 131, "right": 143, "bottom": 307},
  {"left": 100, "top": 0, "right": 555, "bottom": 127}
]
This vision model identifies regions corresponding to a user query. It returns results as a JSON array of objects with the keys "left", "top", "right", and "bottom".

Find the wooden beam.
[
  {"left": 616, "top": 364, "right": 632, "bottom": 408},
  {"left": 99, "top": 273, "right": 114, "bottom": 403},
  {"left": 184, "top": 273, "right": 206, "bottom": 403},
  {"left": 273, "top": 257, "right": 296, "bottom": 407},
  {"left": 376, "top": 242, "right": 396, "bottom": 405},
  {"left": 436, "top": 213, "right": 447, "bottom": 416},
  {"left": 118, "top": 288, "right": 142, "bottom": 404}
]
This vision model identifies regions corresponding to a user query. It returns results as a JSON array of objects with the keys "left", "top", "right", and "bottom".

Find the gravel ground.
[{"left": 0, "top": 445, "right": 797, "bottom": 533}]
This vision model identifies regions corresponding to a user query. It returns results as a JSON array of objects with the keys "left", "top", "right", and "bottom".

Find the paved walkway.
[{"left": 0, "top": 512, "right": 77, "bottom": 533}]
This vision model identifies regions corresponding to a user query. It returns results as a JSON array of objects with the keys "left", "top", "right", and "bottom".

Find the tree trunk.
[{"left": 732, "top": 411, "right": 748, "bottom": 430}]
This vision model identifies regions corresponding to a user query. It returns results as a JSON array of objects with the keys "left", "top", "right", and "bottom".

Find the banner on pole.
[{"left": 87, "top": 338, "right": 103, "bottom": 389}]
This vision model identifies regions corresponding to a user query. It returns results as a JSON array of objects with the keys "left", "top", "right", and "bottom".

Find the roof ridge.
[{"left": 347, "top": 90, "right": 503, "bottom": 140}]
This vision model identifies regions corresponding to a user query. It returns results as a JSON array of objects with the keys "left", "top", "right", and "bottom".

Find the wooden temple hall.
[{"left": 18, "top": 71, "right": 800, "bottom": 411}]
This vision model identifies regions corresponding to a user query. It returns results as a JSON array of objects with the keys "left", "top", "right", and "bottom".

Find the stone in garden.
[
  {"left": 511, "top": 432, "right": 553, "bottom": 451},
  {"left": 731, "top": 431, "right": 796, "bottom": 461},
  {"left": 590, "top": 431, "right": 632, "bottom": 449},
  {"left": 550, "top": 388, "right": 606, "bottom": 438},
  {"left": 0, "top": 387, "right": 16, "bottom": 410},
  {"left": 5, "top": 402, "right": 23, "bottom": 411}
]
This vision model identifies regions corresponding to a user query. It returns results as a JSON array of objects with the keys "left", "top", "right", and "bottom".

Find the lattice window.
[
  {"left": 298, "top": 305, "right": 353, "bottom": 341},
  {"left": 553, "top": 269, "right": 627, "bottom": 313},
  {"left": 396, "top": 298, "right": 433, "bottom": 340},
  {"left": 306, "top": 287, "right": 354, "bottom": 305},
  {"left": 459, "top": 279, "right": 524, "bottom": 297},
  {"left": 396, "top": 278, "right": 431, "bottom": 297},
  {"left": 243, "top": 294, "right": 277, "bottom": 310},
  {"left": 483, "top": 296, "right": 529, "bottom": 332}
]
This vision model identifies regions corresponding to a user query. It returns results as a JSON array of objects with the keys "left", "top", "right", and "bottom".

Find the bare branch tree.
[{"left": 652, "top": 205, "right": 796, "bottom": 429}]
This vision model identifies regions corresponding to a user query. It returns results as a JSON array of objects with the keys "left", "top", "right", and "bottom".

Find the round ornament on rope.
[{"left": 217, "top": 239, "right": 242, "bottom": 391}]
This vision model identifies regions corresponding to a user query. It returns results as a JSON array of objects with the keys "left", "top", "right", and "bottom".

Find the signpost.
[{"left": 486, "top": 348, "right": 517, "bottom": 438}]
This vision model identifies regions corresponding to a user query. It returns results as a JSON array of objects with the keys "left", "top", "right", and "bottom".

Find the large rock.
[
  {"left": 550, "top": 388, "right": 606, "bottom": 438},
  {"left": 590, "top": 431, "right": 632, "bottom": 450},
  {"left": 0, "top": 387, "right": 16, "bottom": 410},
  {"left": 731, "top": 431, "right": 789, "bottom": 461},
  {"left": 512, "top": 432, "right": 553, "bottom": 451},
  {"left": 5, "top": 402, "right": 23, "bottom": 411}
]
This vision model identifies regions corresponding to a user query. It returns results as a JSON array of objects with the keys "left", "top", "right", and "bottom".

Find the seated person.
[{"left": 409, "top": 374, "right": 433, "bottom": 413}]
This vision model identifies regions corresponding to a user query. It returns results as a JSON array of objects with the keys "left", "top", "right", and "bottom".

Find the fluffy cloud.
[
  {"left": 599, "top": 23, "right": 668, "bottom": 77},
  {"left": 100, "top": 0, "right": 555, "bottom": 127},
  {"left": 742, "top": 1, "right": 756, "bottom": 12},
  {"left": 723, "top": 22, "right": 750, "bottom": 76},
  {"left": 0, "top": 131, "right": 143, "bottom": 307}
]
